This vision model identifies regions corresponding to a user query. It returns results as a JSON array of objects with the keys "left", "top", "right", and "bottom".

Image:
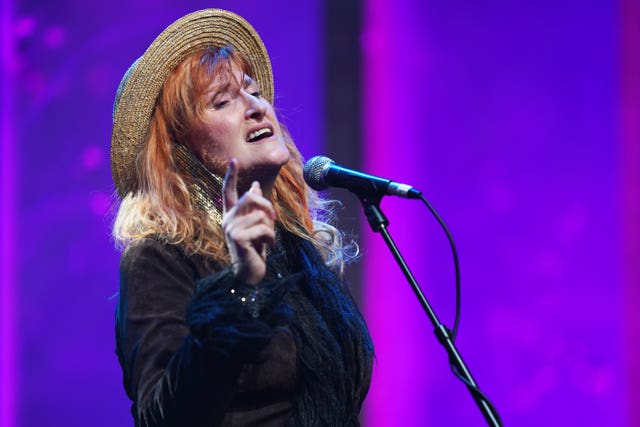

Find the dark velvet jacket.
[{"left": 115, "top": 230, "right": 374, "bottom": 426}]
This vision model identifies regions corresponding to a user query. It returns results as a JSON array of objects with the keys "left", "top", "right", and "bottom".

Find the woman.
[{"left": 110, "top": 9, "right": 373, "bottom": 427}]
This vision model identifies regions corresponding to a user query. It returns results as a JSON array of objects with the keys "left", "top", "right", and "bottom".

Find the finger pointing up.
[{"left": 223, "top": 158, "right": 239, "bottom": 214}]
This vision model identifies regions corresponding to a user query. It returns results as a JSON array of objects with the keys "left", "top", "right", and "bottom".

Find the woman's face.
[{"left": 186, "top": 63, "right": 290, "bottom": 182}]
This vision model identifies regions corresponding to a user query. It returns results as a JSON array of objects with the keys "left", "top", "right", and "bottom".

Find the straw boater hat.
[{"left": 111, "top": 9, "right": 274, "bottom": 202}]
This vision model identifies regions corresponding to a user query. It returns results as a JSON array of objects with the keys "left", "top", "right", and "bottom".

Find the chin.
[
  {"left": 269, "top": 143, "right": 291, "bottom": 167},
  {"left": 245, "top": 149, "right": 289, "bottom": 175},
  {"left": 265, "top": 154, "right": 290, "bottom": 173}
]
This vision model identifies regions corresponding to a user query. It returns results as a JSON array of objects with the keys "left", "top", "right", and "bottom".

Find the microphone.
[{"left": 303, "top": 155, "right": 421, "bottom": 199}]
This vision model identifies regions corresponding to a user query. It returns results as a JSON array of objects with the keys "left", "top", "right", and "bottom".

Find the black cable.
[
  {"left": 450, "top": 363, "right": 504, "bottom": 426},
  {"left": 418, "top": 194, "right": 461, "bottom": 342},
  {"left": 418, "top": 193, "right": 502, "bottom": 425},
  {"left": 359, "top": 191, "right": 501, "bottom": 425}
]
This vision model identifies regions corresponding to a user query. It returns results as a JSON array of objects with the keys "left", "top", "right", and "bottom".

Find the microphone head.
[{"left": 303, "top": 155, "right": 334, "bottom": 191}]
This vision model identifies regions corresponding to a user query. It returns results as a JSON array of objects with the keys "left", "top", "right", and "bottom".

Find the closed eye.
[
  {"left": 243, "top": 76, "right": 261, "bottom": 99},
  {"left": 212, "top": 98, "right": 230, "bottom": 109}
]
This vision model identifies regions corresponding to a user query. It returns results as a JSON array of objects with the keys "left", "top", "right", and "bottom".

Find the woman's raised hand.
[{"left": 222, "top": 158, "right": 277, "bottom": 285}]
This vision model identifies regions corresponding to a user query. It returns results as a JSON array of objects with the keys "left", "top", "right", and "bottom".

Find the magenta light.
[
  {"left": 1, "top": 0, "right": 17, "bottom": 424},
  {"left": 622, "top": 0, "right": 640, "bottom": 424},
  {"left": 362, "top": 0, "right": 434, "bottom": 425},
  {"left": 361, "top": 1, "right": 627, "bottom": 426}
]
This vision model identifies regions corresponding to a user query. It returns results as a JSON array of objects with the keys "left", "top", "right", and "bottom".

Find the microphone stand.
[{"left": 358, "top": 193, "right": 502, "bottom": 427}]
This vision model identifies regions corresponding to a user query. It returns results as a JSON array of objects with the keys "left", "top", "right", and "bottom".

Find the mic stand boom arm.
[{"left": 358, "top": 194, "right": 501, "bottom": 427}]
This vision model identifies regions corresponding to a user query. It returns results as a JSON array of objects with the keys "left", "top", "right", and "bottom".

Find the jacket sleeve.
[{"left": 115, "top": 238, "right": 285, "bottom": 427}]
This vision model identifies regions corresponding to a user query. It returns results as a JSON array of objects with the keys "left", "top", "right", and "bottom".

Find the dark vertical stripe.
[{"left": 325, "top": 0, "right": 363, "bottom": 300}]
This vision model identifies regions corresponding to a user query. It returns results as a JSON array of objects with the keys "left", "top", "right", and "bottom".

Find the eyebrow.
[
  {"left": 209, "top": 74, "right": 257, "bottom": 100},
  {"left": 243, "top": 75, "right": 257, "bottom": 89}
]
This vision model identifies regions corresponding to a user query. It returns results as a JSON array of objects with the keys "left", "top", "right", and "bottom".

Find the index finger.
[{"left": 222, "top": 158, "right": 239, "bottom": 213}]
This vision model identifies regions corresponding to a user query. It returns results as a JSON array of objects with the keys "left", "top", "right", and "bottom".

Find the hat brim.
[{"left": 110, "top": 9, "right": 274, "bottom": 198}]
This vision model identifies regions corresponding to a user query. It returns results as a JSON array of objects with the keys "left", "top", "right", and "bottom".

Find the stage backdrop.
[
  {"left": 1, "top": 1, "right": 637, "bottom": 426},
  {"left": 1, "top": 1, "right": 325, "bottom": 426},
  {"left": 361, "top": 1, "right": 636, "bottom": 426}
]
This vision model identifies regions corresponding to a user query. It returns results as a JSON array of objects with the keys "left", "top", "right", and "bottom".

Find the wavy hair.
[{"left": 113, "top": 46, "right": 355, "bottom": 273}]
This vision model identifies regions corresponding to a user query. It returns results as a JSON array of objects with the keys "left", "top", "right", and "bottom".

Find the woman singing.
[{"left": 110, "top": 9, "right": 373, "bottom": 427}]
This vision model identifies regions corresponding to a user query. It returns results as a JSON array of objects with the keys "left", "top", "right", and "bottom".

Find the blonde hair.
[{"left": 113, "top": 46, "right": 355, "bottom": 273}]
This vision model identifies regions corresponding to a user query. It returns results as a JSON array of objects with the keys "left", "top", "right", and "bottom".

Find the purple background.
[
  {"left": 362, "top": 1, "right": 636, "bottom": 426},
  {"left": 1, "top": 0, "right": 638, "bottom": 426},
  {"left": 1, "top": 1, "right": 324, "bottom": 426}
]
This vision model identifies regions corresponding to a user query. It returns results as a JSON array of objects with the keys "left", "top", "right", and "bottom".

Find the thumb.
[{"left": 249, "top": 181, "right": 262, "bottom": 196}]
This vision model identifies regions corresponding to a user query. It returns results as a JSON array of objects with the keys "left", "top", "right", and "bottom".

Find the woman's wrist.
[{"left": 230, "top": 261, "right": 264, "bottom": 286}]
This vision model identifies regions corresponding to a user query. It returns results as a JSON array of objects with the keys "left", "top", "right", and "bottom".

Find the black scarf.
[{"left": 278, "top": 233, "right": 374, "bottom": 426}]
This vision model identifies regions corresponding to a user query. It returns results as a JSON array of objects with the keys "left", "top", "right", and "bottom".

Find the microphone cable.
[
  {"left": 419, "top": 193, "right": 504, "bottom": 426},
  {"left": 418, "top": 193, "right": 461, "bottom": 342}
]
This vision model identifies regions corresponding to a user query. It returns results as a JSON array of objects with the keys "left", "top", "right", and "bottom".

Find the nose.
[{"left": 244, "top": 91, "right": 267, "bottom": 121}]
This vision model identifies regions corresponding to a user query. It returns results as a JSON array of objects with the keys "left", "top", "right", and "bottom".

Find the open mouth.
[{"left": 247, "top": 127, "right": 273, "bottom": 143}]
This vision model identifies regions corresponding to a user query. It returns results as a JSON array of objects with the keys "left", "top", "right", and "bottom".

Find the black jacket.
[{"left": 116, "top": 231, "right": 373, "bottom": 426}]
